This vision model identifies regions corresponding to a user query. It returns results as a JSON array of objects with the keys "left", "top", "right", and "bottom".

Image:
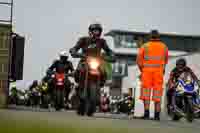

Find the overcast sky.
[{"left": 1, "top": 0, "right": 200, "bottom": 87}]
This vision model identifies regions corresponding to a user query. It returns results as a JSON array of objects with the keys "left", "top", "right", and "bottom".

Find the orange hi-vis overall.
[{"left": 137, "top": 39, "right": 168, "bottom": 102}]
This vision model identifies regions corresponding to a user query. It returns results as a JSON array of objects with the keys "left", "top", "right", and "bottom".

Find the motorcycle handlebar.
[
  {"left": 71, "top": 53, "right": 86, "bottom": 58},
  {"left": 49, "top": 72, "right": 74, "bottom": 79},
  {"left": 71, "top": 53, "right": 116, "bottom": 63}
]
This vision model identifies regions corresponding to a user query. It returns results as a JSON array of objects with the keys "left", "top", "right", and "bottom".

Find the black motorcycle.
[
  {"left": 110, "top": 96, "right": 134, "bottom": 115},
  {"left": 118, "top": 96, "right": 135, "bottom": 115},
  {"left": 71, "top": 53, "right": 114, "bottom": 116}
]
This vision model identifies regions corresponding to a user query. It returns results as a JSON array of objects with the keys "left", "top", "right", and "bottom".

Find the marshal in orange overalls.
[{"left": 136, "top": 38, "right": 168, "bottom": 112}]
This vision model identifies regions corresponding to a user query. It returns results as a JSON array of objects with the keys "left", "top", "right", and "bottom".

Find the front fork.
[
  {"left": 171, "top": 93, "right": 185, "bottom": 117},
  {"left": 83, "top": 65, "right": 89, "bottom": 98},
  {"left": 83, "top": 64, "right": 100, "bottom": 99},
  {"left": 172, "top": 93, "right": 200, "bottom": 117}
]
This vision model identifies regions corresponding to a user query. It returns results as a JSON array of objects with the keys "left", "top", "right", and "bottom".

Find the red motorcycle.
[
  {"left": 52, "top": 72, "right": 65, "bottom": 110},
  {"left": 100, "top": 94, "right": 110, "bottom": 112}
]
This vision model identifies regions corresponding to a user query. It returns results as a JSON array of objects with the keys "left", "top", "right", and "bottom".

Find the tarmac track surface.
[{"left": 0, "top": 106, "right": 200, "bottom": 133}]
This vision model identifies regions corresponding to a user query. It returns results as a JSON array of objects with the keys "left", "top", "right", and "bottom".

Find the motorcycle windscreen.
[{"left": 178, "top": 80, "right": 195, "bottom": 93}]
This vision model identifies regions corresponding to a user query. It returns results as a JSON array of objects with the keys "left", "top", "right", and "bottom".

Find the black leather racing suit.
[
  {"left": 70, "top": 36, "right": 114, "bottom": 87},
  {"left": 166, "top": 66, "right": 198, "bottom": 108},
  {"left": 48, "top": 60, "right": 74, "bottom": 74},
  {"left": 48, "top": 59, "right": 74, "bottom": 105}
]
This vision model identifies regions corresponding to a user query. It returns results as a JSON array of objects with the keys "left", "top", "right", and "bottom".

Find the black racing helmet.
[
  {"left": 176, "top": 58, "right": 187, "bottom": 67},
  {"left": 88, "top": 23, "right": 103, "bottom": 33}
]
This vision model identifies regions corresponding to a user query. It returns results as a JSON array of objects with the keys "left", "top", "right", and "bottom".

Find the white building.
[
  {"left": 104, "top": 30, "right": 200, "bottom": 96},
  {"left": 103, "top": 30, "right": 200, "bottom": 116}
]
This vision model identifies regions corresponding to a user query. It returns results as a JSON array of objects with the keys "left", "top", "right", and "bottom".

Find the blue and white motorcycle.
[{"left": 168, "top": 72, "right": 200, "bottom": 122}]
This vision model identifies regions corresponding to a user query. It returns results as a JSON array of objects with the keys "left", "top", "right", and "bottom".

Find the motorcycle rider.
[
  {"left": 167, "top": 58, "right": 199, "bottom": 112},
  {"left": 47, "top": 51, "right": 74, "bottom": 108},
  {"left": 69, "top": 23, "right": 115, "bottom": 88},
  {"left": 69, "top": 23, "right": 115, "bottom": 115},
  {"left": 29, "top": 80, "right": 38, "bottom": 91},
  {"left": 39, "top": 81, "right": 49, "bottom": 108},
  {"left": 48, "top": 51, "right": 74, "bottom": 74},
  {"left": 29, "top": 80, "right": 40, "bottom": 106},
  {"left": 10, "top": 80, "right": 18, "bottom": 105}
]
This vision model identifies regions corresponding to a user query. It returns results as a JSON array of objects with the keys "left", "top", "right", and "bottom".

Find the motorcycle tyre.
[{"left": 185, "top": 97, "right": 194, "bottom": 123}]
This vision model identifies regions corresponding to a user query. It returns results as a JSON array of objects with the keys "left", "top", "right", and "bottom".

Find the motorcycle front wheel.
[
  {"left": 170, "top": 95, "right": 182, "bottom": 121},
  {"left": 86, "top": 82, "right": 97, "bottom": 117},
  {"left": 185, "top": 96, "right": 194, "bottom": 122}
]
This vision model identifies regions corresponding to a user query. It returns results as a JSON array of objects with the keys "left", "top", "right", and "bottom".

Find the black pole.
[{"left": 6, "top": 0, "right": 14, "bottom": 106}]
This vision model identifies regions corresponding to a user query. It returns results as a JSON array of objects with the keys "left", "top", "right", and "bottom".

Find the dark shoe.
[
  {"left": 154, "top": 112, "right": 160, "bottom": 121},
  {"left": 167, "top": 104, "right": 170, "bottom": 115},
  {"left": 142, "top": 115, "right": 150, "bottom": 120},
  {"left": 154, "top": 116, "right": 160, "bottom": 121},
  {"left": 142, "top": 110, "right": 150, "bottom": 120}
]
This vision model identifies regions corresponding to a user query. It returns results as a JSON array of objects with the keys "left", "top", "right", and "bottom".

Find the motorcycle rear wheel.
[{"left": 55, "top": 89, "right": 64, "bottom": 111}]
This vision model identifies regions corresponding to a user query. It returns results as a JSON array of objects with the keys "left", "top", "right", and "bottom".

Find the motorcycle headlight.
[
  {"left": 51, "top": 74, "right": 55, "bottom": 78},
  {"left": 88, "top": 58, "right": 100, "bottom": 70}
]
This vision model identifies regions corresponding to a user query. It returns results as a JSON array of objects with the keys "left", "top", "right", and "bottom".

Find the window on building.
[
  {"left": 193, "top": 39, "right": 200, "bottom": 51},
  {"left": 3, "top": 63, "right": 8, "bottom": 73},
  {"left": 114, "top": 35, "right": 138, "bottom": 48},
  {"left": 4, "top": 34, "right": 9, "bottom": 49},
  {"left": 161, "top": 37, "right": 176, "bottom": 50},
  {"left": 0, "top": 63, "right": 8, "bottom": 73},
  {"left": 0, "top": 33, "right": 9, "bottom": 49},
  {"left": 111, "top": 77, "right": 122, "bottom": 89}
]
